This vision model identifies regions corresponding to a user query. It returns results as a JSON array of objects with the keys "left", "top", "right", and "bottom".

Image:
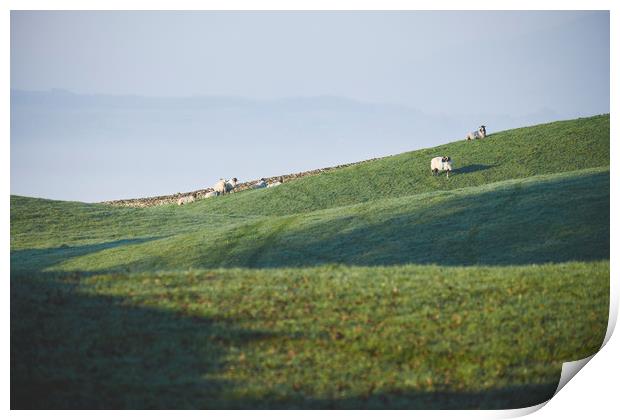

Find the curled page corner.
[
  {"left": 543, "top": 279, "right": 619, "bottom": 403},
  {"left": 495, "top": 345, "right": 607, "bottom": 418},
  {"left": 500, "top": 284, "right": 617, "bottom": 417},
  {"left": 602, "top": 289, "right": 618, "bottom": 348},
  {"left": 495, "top": 400, "right": 548, "bottom": 418},
  {"left": 496, "top": 355, "right": 596, "bottom": 418},
  {"left": 554, "top": 355, "right": 595, "bottom": 397}
]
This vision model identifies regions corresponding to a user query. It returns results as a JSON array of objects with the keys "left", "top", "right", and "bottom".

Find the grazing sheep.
[
  {"left": 225, "top": 177, "right": 238, "bottom": 194},
  {"left": 253, "top": 178, "right": 268, "bottom": 189},
  {"left": 466, "top": 125, "right": 487, "bottom": 141},
  {"left": 430, "top": 156, "right": 453, "bottom": 178},
  {"left": 212, "top": 177, "right": 238, "bottom": 195},
  {"left": 203, "top": 191, "right": 219, "bottom": 198},
  {"left": 213, "top": 179, "right": 227, "bottom": 195},
  {"left": 177, "top": 192, "right": 197, "bottom": 205},
  {"left": 267, "top": 177, "right": 284, "bottom": 188}
]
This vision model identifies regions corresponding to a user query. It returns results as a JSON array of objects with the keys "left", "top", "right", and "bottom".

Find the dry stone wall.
[{"left": 102, "top": 156, "right": 385, "bottom": 208}]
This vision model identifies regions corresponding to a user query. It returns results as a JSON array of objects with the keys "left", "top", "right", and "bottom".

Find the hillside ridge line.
[{"left": 101, "top": 155, "right": 388, "bottom": 208}]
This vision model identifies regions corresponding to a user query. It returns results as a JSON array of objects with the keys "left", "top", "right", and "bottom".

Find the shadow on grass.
[
  {"left": 206, "top": 170, "right": 609, "bottom": 268},
  {"left": 10, "top": 272, "right": 277, "bottom": 409},
  {"left": 10, "top": 237, "right": 162, "bottom": 273},
  {"left": 456, "top": 164, "right": 496, "bottom": 174},
  {"left": 233, "top": 383, "right": 557, "bottom": 409},
  {"left": 10, "top": 172, "right": 610, "bottom": 272},
  {"left": 11, "top": 272, "right": 559, "bottom": 409}
]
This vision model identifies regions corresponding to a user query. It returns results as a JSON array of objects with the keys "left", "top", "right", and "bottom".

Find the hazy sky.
[{"left": 11, "top": 11, "right": 610, "bottom": 202}]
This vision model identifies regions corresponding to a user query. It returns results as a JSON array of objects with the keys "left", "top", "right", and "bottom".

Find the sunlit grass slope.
[
  {"left": 191, "top": 114, "right": 609, "bottom": 216},
  {"left": 10, "top": 114, "right": 610, "bottom": 409},
  {"left": 11, "top": 167, "right": 609, "bottom": 272}
]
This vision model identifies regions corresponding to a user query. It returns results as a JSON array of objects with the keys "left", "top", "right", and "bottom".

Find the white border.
[{"left": 4, "top": 1, "right": 617, "bottom": 418}]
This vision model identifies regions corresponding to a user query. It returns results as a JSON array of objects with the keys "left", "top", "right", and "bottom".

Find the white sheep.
[
  {"left": 253, "top": 178, "right": 267, "bottom": 189},
  {"left": 177, "top": 193, "right": 197, "bottom": 205},
  {"left": 466, "top": 125, "right": 487, "bottom": 141},
  {"left": 213, "top": 179, "right": 227, "bottom": 195},
  {"left": 224, "top": 177, "right": 238, "bottom": 194},
  {"left": 430, "top": 156, "right": 453, "bottom": 178},
  {"left": 212, "top": 177, "right": 238, "bottom": 195},
  {"left": 267, "top": 177, "right": 284, "bottom": 188},
  {"left": 203, "top": 191, "right": 219, "bottom": 198}
]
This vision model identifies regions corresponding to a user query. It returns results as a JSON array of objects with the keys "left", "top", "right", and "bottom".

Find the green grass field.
[{"left": 11, "top": 114, "right": 610, "bottom": 409}]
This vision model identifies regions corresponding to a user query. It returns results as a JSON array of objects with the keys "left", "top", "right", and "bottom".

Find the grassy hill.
[
  {"left": 186, "top": 113, "right": 609, "bottom": 216},
  {"left": 11, "top": 167, "right": 609, "bottom": 272},
  {"left": 11, "top": 114, "right": 610, "bottom": 409}
]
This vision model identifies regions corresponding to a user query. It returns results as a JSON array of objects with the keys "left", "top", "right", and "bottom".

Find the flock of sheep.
[
  {"left": 431, "top": 125, "right": 487, "bottom": 178},
  {"left": 178, "top": 125, "right": 487, "bottom": 204},
  {"left": 250, "top": 177, "right": 284, "bottom": 190},
  {"left": 177, "top": 176, "right": 284, "bottom": 205}
]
